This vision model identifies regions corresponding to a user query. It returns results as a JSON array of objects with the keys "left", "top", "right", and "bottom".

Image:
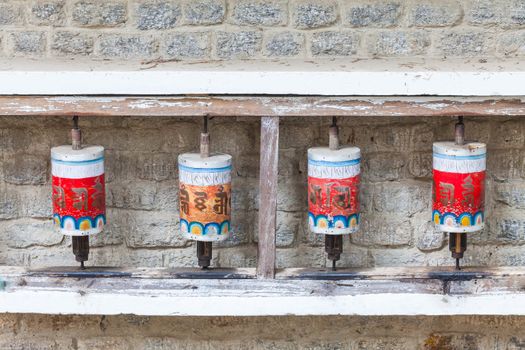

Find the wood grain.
[
  {"left": 257, "top": 117, "right": 279, "bottom": 279},
  {"left": 1, "top": 96, "right": 525, "bottom": 117}
]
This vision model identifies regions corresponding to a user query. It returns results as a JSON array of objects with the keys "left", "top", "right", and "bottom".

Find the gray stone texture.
[
  {"left": 439, "top": 30, "right": 491, "bottom": 57},
  {"left": 367, "top": 30, "right": 430, "bottom": 56},
  {"left": 506, "top": 0, "right": 525, "bottom": 26},
  {"left": 466, "top": 0, "right": 501, "bottom": 26},
  {"left": 264, "top": 31, "right": 303, "bottom": 56},
  {"left": 344, "top": 1, "right": 402, "bottom": 28},
  {"left": 98, "top": 34, "right": 158, "bottom": 58},
  {"left": 51, "top": 31, "right": 94, "bottom": 56},
  {"left": 408, "top": 0, "right": 462, "bottom": 27},
  {"left": 0, "top": 0, "right": 524, "bottom": 61},
  {"left": 0, "top": 2, "right": 23, "bottom": 25},
  {"left": 231, "top": 0, "right": 287, "bottom": 26},
  {"left": 183, "top": 0, "right": 225, "bottom": 25},
  {"left": 498, "top": 31, "right": 525, "bottom": 56},
  {"left": 311, "top": 31, "right": 359, "bottom": 56},
  {"left": 10, "top": 31, "right": 47, "bottom": 56},
  {"left": 72, "top": 0, "right": 127, "bottom": 27},
  {"left": 292, "top": 0, "right": 338, "bottom": 29},
  {"left": 216, "top": 30, "right": 262, "bottom": 58},
  {"left": 30, "top": 0, "right": 65, "bottom": 26},
  {"left": 135, "top": 1, "right": 181, "bottom": 30},
  {"left": 164, "top": 31, "right": 210, "bottom": 59}
]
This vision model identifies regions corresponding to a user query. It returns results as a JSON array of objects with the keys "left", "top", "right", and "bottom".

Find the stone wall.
[
  {"left": 0, "top": 0, "right": 524, "bottom": 61},
  {"left": 2, "top": 0, "right": 525, "bottom": 348},
  {"left": 2, "top": 314, "right": 525, "bottom": 349},
  {"left": 1, "top": 115, "right": 525, "bottom": 268}
]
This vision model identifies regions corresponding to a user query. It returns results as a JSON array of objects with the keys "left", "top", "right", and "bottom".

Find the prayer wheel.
[
  {"left": 432, "top": 117, "right": 486, "bottom": 269},
  {"left": 51, "top": 117, "right": 105, "bottom": 268},
  {"left": 308, "top": 117, "right": 360, "bottom": 270},
  {"left": 307, "top": 147, "right": 361, "bottom": 235},
  {"left": 178, "top": 153, "right": 232, "bottom": 242},
  {"left": 178, "top": 116, "right": 231, "bottom": 268}
]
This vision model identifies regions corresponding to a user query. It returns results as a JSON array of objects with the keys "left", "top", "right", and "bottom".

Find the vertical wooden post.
[{"left": 257, "top": 116, "right": 279, "bottom": 279}]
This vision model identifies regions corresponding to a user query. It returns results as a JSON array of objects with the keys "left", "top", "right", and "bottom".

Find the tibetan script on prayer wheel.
[
  {"left": 432, "top": 141, "right": 486, "bottom": 233},
  {"left": 178, "top": 153, "right": 232, "bottom": 242},
  {"left": 51, "top": 145, "right": 106, "bottom": 236},
  {"left": 308, "top": 147, "right": 360, "bottom": 235}
]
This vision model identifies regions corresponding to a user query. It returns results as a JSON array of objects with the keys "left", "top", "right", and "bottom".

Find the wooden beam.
[
  {"left": 1, "top": 96, "right": 525, "bottom": 117},
  {"left": 257, "top": 117, "right": 279, "bottom": 279},
  {"left": 2, "top": 266, "right": 525, "bottom": 316}
]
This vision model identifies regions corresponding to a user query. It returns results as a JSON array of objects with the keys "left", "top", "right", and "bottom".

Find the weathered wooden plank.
[
  {"left": 257, "top": 117, "right": 279, "bottom": 279},
  {"left": 2, "top": 266, "right": 525, "bottom": 280},
  {"left": 2, "top": 266, "right": 525, "bottom": 316},
  {"left": 1, "top": 96, "right": 525, "bottom": 117}
]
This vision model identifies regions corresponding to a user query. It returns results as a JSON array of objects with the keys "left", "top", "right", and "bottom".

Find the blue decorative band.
[
  {"left": 308, "top": 158, "right": 360, "bottom": 167},
  {"left": 51, "top": 157, "right": 104, "bottom": 166},
  {"left": 433, "top": 153, "right": 486, "bottom": 161},
  {"left": 308, "top": 212, "right": 360, "bottom": 229},
  {"left": 180, "top": 218, "right": 230, "bottom": 236},
  {"left": 179, "top": 164, "right": 232, "bottom": 173},
  {"left": 53, "top": 213, "right": 106, "bottom": 230},
  {"left": 432, "top": 210, "right": 484, "bottom": 227}
]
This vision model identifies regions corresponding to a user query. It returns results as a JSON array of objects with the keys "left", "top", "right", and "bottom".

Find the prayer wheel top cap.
[
  {"left": 433, "top": 141, "right": 486, "bottom": 157},
  {"left": 308, "top": 146, "right": 360, "bottom": 162},
  {"left": 179, "top": 153, "right": 232, "bottom": 169},
  {"left": 51, "top": 145, "right": 104, "bottom": 162}
]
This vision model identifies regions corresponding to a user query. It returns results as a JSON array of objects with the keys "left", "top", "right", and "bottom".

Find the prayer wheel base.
[
  {"left": 72, "top": 236, "right": 89, "bottom": 269},
  {"left": 197, "top": 241, "right": 213, "bottom": 269},
  {"left": 325, "top": 235, "right": 343, "bottom": 271},
  {"left": 449, "top": 232, "right": 467, "bottom": 270}
]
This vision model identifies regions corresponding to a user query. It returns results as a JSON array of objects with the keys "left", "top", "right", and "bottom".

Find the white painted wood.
[
  {"left": 1, "top": 70, "right": 525, "bottom": 96},
  {"left": 2, "top": 290, "right": 525, "bottom": 316},
  {"left": 1, "top": 266, "right": 525, "bottom": 316}
]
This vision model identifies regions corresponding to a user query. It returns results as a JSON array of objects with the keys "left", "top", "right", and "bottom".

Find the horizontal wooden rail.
[
  {"left": 1, "top": 266, "right": 525, "bottom": 316},
  {"left": 1, "top": 96, "right": 525, "bottom": 117}
]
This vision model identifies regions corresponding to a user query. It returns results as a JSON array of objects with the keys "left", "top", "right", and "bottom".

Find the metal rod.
[
  {"left": 197, "top": 115, "right": 212, "bottom": 268},
  {"left": 325, "top": 235, "right": 343, "bottom": 271},
  {"left": 197, "top": 241, "right": 212, "bottom": 269},
  {"left": 71, "top": 115, "right": 82, "bottom": 150},
  {"left": 200, "top": 115, "right": 210, "bottom": 158},
  {"left": 72, "top": 236, "right": 89, "bottom": 269},
  {"left": 455, "top": 116, "right": 465, "bottom": 146},
  {"left": 329, "top": 116, "right": 339, "bottom": 151}
]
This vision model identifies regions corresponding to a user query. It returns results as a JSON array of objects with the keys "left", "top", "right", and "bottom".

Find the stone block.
[
  {"left": 408, "top": 0, "right": 462, "bottom": 27},
  {"left": 51, "top": 31, "right": 94, "bottom": 56},
  {"left": 98, "top": 34, "right": 158, "bottom": 60},
  {"left": 183, "top": 0, "right": 225, "bottom": 25},
  {"left": 438, "top": 30, "right": 492, "bottom": 57},
  {"left": 30, "top": 0, "right": 65, "bottom": 26},
  {"left": 264, "top": 31, "right": 304, "bottom": 57},
  {"left": 292, "top": 0, "right": 338, "bottom": 29},
  {"left": 135, "top": 1, "right": 181, "bottom": 30},
  {"left": 367, "top": 31, "right": 430, "bottom": 56},
  {"left": 163, "top": 32, "right": 210, "bottom": 59},
  {"left": 10, "top": 31, "right": 47, "bottom": 56},
  {"left": 310, "top": 31, "right": 359, "bottom": 56},
  {"left": 72, "top": 1, "right": 127, "bottom": 27},
  {"left": 216, "top": 30, "right": 262, "bottom": 59},
  {"left": 344, "top": 1, "right": 402, "bottom": 28},
  {"left": 230, "top": 0, "right": 287, "bottom": 26}
]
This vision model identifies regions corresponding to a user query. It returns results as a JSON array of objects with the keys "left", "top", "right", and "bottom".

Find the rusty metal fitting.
[
  {"left": 72, "top": 116, "right": 82, "bottom": 150},
  {"left": 455, "top": 116, "right": 465, "bottom": 146},
  {"left": 329, "top": 116, "right": 339, "bottom": 151}
]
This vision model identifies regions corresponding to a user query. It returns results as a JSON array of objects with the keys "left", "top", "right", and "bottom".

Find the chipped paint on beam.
[{"left": 1, "top": 96, "right": 525, "bottom": 117}]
